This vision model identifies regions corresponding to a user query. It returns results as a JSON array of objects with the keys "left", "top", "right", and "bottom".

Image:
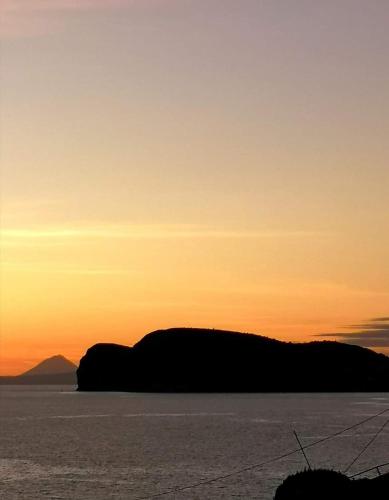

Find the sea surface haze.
[{"left": 1, "top": 387, "right": 389, "bottom": 499}]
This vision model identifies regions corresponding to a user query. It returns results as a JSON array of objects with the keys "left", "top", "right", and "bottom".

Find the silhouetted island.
[{"left": 77, "top": 328, "right": 389, "bottom": 392}]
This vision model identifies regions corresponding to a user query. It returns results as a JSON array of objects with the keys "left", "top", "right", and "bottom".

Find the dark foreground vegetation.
[
  {"left": 274, "top": 469, "right": 389, "bottom": 500},
  {"left": 77, "top": 328, "right": 389, "bottom": 391}
]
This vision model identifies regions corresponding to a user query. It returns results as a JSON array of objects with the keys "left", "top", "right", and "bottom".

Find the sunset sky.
[{"left": 1, "top": 0, "right": 388, "bottom": 374}]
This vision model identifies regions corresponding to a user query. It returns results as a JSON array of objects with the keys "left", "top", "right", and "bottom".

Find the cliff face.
[{"left": 77, "top": 328, "right": 389, "bottom": 392}]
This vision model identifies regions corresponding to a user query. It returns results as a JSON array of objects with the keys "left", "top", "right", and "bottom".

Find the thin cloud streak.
[
  {"left": 3, "top": 0, "right": 129, "bottom": 12},
  {"left": 1, "top": 0, "right": 130, "bottom": 38},
  {"left": 316, "top": 318, "right": 389, "bottom": 348},
  {"left": 0, "top": 225, "right": 327, "bottom": 242},
  {"left": 2, "top": 261, "right": 134, "bottom": 275},
  {"left": 345, "top": 323, "right": 389, "bottom": 330}
]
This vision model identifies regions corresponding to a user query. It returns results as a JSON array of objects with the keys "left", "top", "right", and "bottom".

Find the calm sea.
[{"left": 1, "top": 387, "right": 389, "bottom": 499}]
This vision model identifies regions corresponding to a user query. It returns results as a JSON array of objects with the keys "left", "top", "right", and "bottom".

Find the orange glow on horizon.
[{"left": 1, "top": 1, "right": 388, "bottom": 375}]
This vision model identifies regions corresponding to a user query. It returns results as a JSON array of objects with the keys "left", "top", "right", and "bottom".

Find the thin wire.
[
  {"left": 136, "top": 406, "right": 389, "bottom": 499},
  {"left": 349, "top": 461, "right": 389, "bottom": 478},
  {"left": 293, "top": 430, "right": 312, "bottom": 470},
  {"left": 343, "top": 415, "right": 389, "bottom": 473}
]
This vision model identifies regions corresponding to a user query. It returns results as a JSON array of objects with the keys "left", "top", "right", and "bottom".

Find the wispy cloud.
[
  {"left": 2, "top": 261, "right": 134, "bottom": 275},
  {"left": 3, "top": 0, "right": 128, "bottom": 12},
  {"left": 316, "top": 318, "right": 389, "bottom": 348},
  {"left": 0, "top": 225, "right": 326, "bottom": 243},
  {"left": 1, "top": 0, "right": 129, "bottom": 38}
]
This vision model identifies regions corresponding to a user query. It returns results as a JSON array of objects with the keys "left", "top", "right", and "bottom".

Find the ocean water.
[{"left": 1, "top": 388, "right": 389, "bottom": 499}]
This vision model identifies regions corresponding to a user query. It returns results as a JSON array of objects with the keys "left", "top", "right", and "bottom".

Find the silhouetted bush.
[
  {"left": 274, "top": 468, "right": 389, "bottom": 500},
  {"left": 274, "top": 469, "right": 351, "bottom": 500}
]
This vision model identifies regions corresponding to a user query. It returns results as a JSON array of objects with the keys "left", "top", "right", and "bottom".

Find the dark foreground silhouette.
[
  {"left": 77, "top": 328, "right": 389, "bottom": 392},
  {"left": 274, "top": 469, "right": 389, "bottom": 500}
]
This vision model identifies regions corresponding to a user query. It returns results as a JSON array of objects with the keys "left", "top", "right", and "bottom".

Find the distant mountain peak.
[{"left": 21, "top": 355, "right": 77, "bottom": 377}]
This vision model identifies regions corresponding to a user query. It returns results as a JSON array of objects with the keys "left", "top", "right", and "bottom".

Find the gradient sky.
[{"left": 1, "top": 0, "right": 389, "bottom": 374}]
